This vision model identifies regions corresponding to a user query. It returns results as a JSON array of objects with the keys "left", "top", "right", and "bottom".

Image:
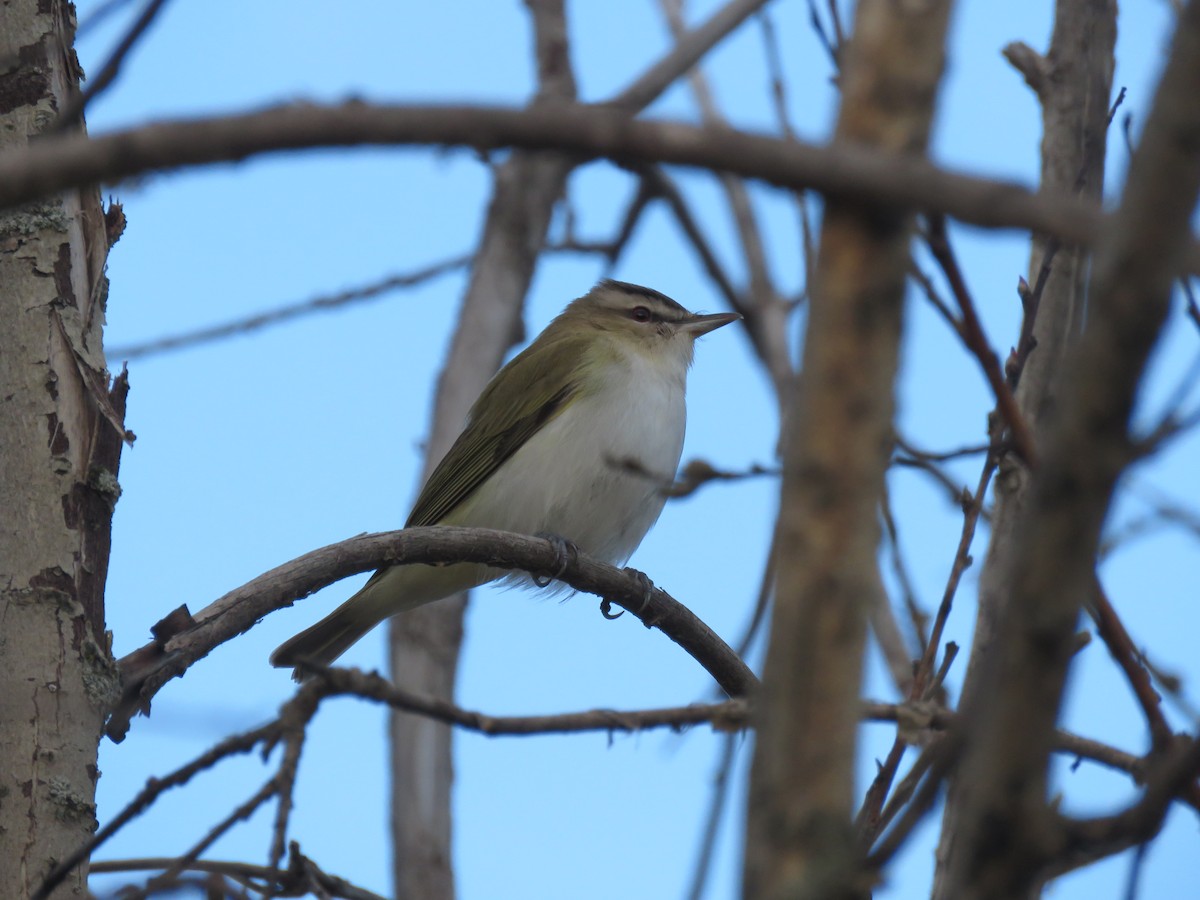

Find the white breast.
[{"left": 452, "top": 344, "right": 687, "bottom": 566}]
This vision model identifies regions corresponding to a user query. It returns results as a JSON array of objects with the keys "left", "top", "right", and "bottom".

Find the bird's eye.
[{"left": 630, "top": 306, "right": 652, "bottom": 323}]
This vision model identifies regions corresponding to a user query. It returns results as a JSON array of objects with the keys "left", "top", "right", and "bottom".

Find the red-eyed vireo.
[{"left": 270, "top": 280, "right": 739, "bottom": 673}]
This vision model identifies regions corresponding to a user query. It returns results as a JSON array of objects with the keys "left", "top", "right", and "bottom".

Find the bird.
[{"left": 270, "top": 279, "right": 739, "bottom": 675}]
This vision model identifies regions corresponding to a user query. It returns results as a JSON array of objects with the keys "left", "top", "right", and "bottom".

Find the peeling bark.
[{"left": 0, "top": 2, "right": 125, "bottom": 896}]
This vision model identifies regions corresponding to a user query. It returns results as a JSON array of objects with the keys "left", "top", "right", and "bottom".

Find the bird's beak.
[{"left": 679, "top": 311, "right": 742, "bottom": 336}]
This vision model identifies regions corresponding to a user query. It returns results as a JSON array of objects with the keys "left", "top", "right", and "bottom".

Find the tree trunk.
[
  {"left": 743, "top": 1, "right": 954, "bottom": 897},
  {"left": 931, "top": 2, "right": 1116, "bottom": 894},
  {"left": 0, "top": 2, "right": 126, "bottom": 896}
]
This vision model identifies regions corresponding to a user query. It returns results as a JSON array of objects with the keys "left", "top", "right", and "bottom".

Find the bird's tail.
[
  {"left": 269, "top": 600, "right": 379, "bottom": 680},
  {"left": 269, "top": 561, "right": 492, "bottom": 679}
]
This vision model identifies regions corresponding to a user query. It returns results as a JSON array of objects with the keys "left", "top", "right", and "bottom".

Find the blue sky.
[{"left": 73, "top": 1, "right": 1198, "bottom": 898}]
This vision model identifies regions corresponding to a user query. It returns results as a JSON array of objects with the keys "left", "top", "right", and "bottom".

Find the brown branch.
[
  {"left": 1182, "top": 277, "right": 1200, "bottom": 333},
  {"left": 1088, "top": 582, "right": 1175, "bottom": 751},
  {"left": 609, "top": 454, "right": 778, "bottom": 499},
  {"left": 933, "top": 2, "right": 1120, "bottom": 889},
  {"left": 893, "top": 436, "right": 990, "bottom": 463},
  {"left": 924, "top": 214, "right": 1039, "bottom": 465},
  {"left": 127, "top": 779, "right": 279, "bottom": 899},
  {"left": 881, "top": 485, "right": 930, "bottom": 651},
  {"left": 7, "top": 103, "right": 1199, "bottom": 269},
  {"left": 1052, "top": 735, "right": 1200, "bottom": 880},
  {"left": 856, "top": 738, "right": 909, "bottom": 846},
  {"left": 759, "top": 11, "right": 798, "bottom": 140},
  {"left": 302, "top": 666, "right": 751, "bottom": 735},
  {"left": 635, "top": 163, "right": 743, "bottom": 308},
  {"left": 105, "top": 526, "right": 759, "bottom": 742},
  {"left": 914, "top": 453, "right": 998, "bottom": 691}
]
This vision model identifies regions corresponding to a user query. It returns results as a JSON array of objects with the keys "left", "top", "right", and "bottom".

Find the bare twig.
[
  {"left": 1182, "top": 277, "right": 1200, "bottom": 333},
  {"left": 914, "top": 454, "right": 998, "bottom": 691},
  {"left": 924, "top": 214, "right": 1038, "bottom": 465},
  {"left": 108, "top": 254, "right": 472, "bottom": 360},
  {"left": 1088, "top": 582, "right": 1175, "bottom": 750},
  {"left": 609, "top": 454, "right": 778, "bottom": 499},
  {"left": 608, "top": 0, "right": 775, "bottom": 111},
  {"left": 759, "top": 11, "right": 798, "bottom": 140},
  {"left": 34, "top": 721, "right": 279, "bottom": 899},
  {"left": 881, "top": 486, "right": 930, "bottom": 651},
  {"left": 685, "top": 734, "right": 742, "bottom": 900},
  {"left": 55, "top": 0, "right": 173, "bottom": 131},
  {"left": 660, "top": 0, "right": 794, "bottom": 398}
]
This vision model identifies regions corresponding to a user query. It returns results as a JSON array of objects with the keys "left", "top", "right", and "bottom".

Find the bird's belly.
[{"left": 452, "top": 378, "right": 686, "bottom": 565}]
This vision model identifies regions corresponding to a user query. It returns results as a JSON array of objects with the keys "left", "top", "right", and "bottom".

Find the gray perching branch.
[{"left": 105, "top": 526, "right": 758, "bottom": 741}]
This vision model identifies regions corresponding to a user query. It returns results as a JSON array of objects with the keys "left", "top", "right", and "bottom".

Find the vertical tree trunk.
[
  {"left": 931, "top": 3, "right": 1115, "bottom": 894},
  {"left": 743, "top": 2, "right": 954, "bottom": 897},
  {"left": 0, "top": 2, "right": 126, "bottom": 897}
]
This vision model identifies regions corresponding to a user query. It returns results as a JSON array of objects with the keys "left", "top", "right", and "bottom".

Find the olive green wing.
[{"left": 404, "top": 337, "right": 586, "bottom": 529}]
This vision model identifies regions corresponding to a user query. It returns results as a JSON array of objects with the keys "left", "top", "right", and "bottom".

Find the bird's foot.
[
  {"left": 599, "top": 568, "right": 655, "bottom": 622},
  {"left": 532, "top": 532, "right": 577, "bottom": 588}
]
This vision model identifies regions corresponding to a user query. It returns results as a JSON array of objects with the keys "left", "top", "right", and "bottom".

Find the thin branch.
[
  {"left": 686, "top": 738, "right": 742, "bottom": 900},
  {"left": 759, "top": 11, "right": 798, "bottom": 140},
  {"left": 804, "top": 0, "right": 841, "bottom": 71},
  {"left": 881, "top": 485, "right": 930, "bottom": 651},
  {"left": 635, "top": 163, "right": 742, "bottom": 309},
  {"left": 893, "top": 436, "right": 991, "bottom": 463},
  {"left": 660, "top": 0, "right": 794, "bottom": 398},
  {"left": 1182, "top": 277, "right": 1200, "bottom": 333},
  {"left": 33, "top": 721, "right": 279, "bottom": 900},
  {"left": 127, "top": 779, "right": 279, "bottom": 899},
  {"left": 300, "top": 667, "right": 751, "bottom": 736},
  {"left": 609, "top": 0, "right": 775, "bottom": 110},
  {"left": 54, "top": 0, "right": 174, "bottom": 131},
  {"left": 924, "top": 214, "right": 1038, "bottom": 465},
  {"left": 1088, "top": 581, "right": 1175, "bottom": 751},
  {"left": 76, "top": 0, "right": 141, "bottom": 38},
  {"left": 610, "top": 454, "right": 778, "bottom": 499},
  {"left": 108, "top": 253, "right": 472, "bottom": 360},
  {"left": 913, "top": 453, "right": 998, "bottom": 692}
]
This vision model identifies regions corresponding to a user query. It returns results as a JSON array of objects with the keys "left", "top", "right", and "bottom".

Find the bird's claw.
[
  {"left": 533, "top": 533, "right": 577, "bottom": 588},
  {"left": 625, "top": 568, "right": 655, "bottom": 617},
  {"left": 599, "top": 569, "right": 656, "bottom": 622}
]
